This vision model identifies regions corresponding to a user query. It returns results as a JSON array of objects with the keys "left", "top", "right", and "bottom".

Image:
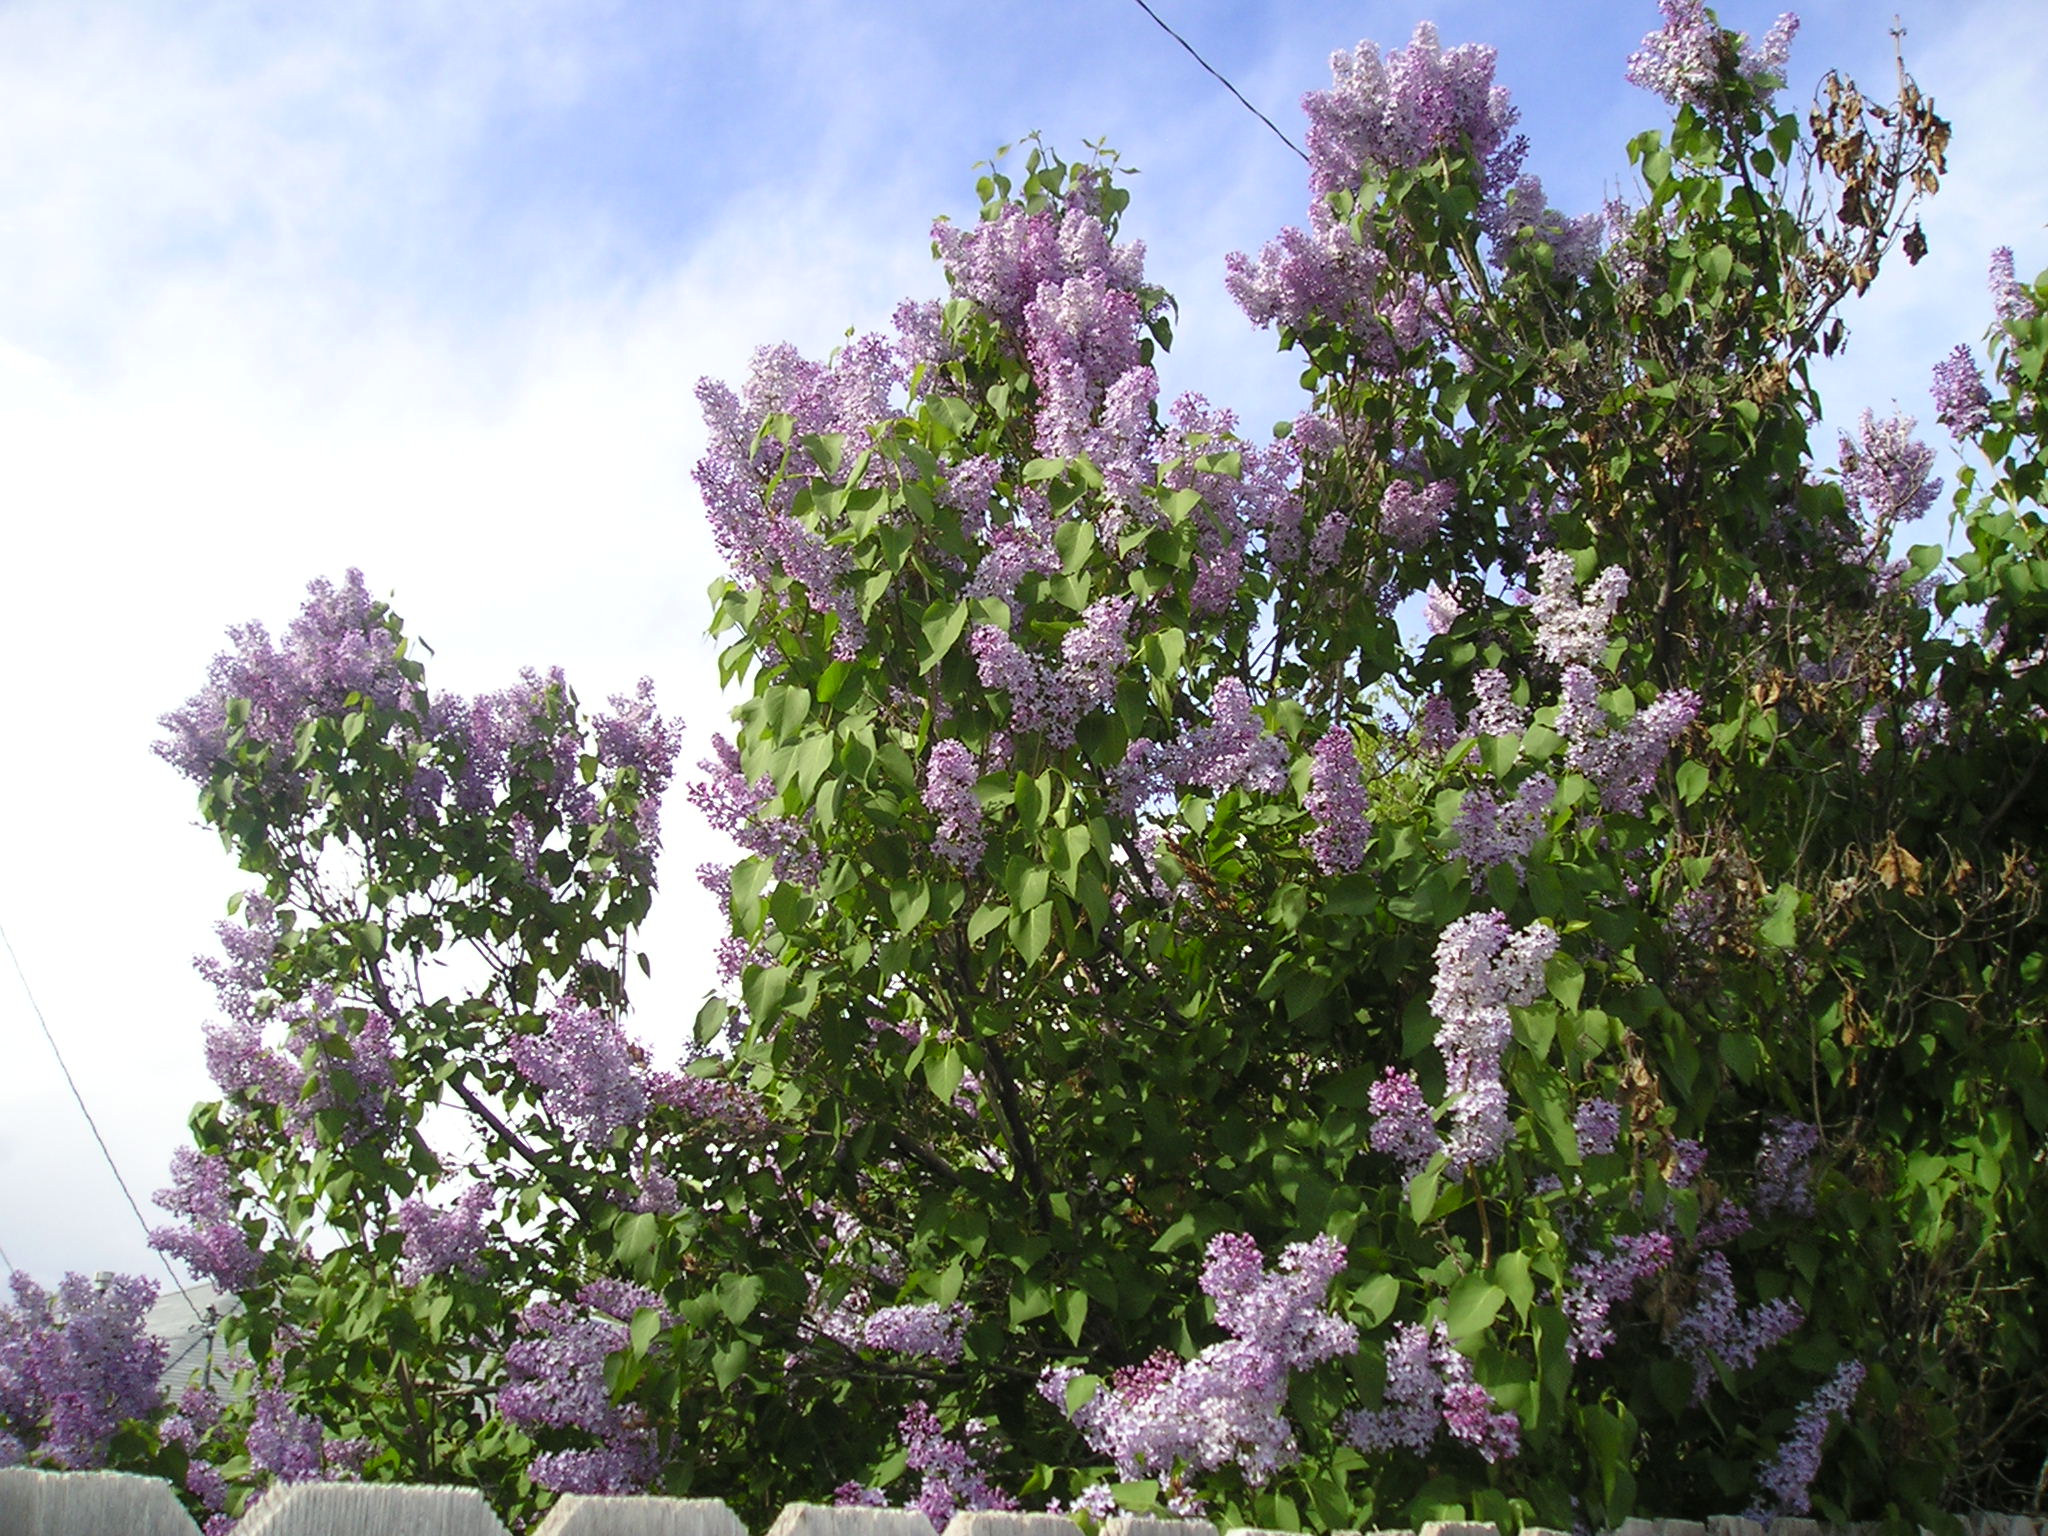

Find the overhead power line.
[
  {"left": 1, "top": 918, "right": 204, "bottom": 1324},
  {"left": 1128, "top": 0, "right": 1308, "bottom": 163}
]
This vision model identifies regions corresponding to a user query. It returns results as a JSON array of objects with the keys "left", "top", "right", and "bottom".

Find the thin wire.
[
  {"left": 1, "top": 919, "right": 205, "bottom": 1324},
  {"left": 1128, "top": 0, "right": 1308, "bottom": 163},
  {"left": 0, "top": 1233, "right": 16, "bottom": 1273}
]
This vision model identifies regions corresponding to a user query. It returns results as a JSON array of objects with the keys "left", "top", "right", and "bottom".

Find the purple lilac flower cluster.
[
  {"left": 963, "top": 521, "right": 1060, "bottom": 608},
  {"left": 1561, "top": 1232, "right": 1673, "bottom": 1361},
  {"left": 1838, "top": 410, "right": 1941, "bottom": 554},
  {"left": 1929, "top": 345, "right": 1992, "bottom": 439},
  {"left": 1669, "top": 1251, "right": 1804, "bottom": 1401},
  {"left": 1042, "top": 1233, "right": 1356, "bottom": 1490},
  {"left": 1161, "top": 394, "right": 1306, "bottom": 608},
  {"left": 1574, "top": 1097, "right": 1623, "bottom": 1158},
  {"left": 395, "top": 1185, "right": 494, "bottom": 1284},
  {"left": 246, "top": 1374, "right": 367, "bottom": 1486},
  {"left": 149, "top": 1148, "right": 261, "bottom": 1293},
  {"left": 0, "top": 1271, "right": 166, "bottom": 1469},
  {"left": 1530, "top": 550, "right": 1629, "bottom": 669},
  {"left": 1115, "top": 677, "right": 1290, "bottom": 818},
  {"left": 972, "top": 596, "right": 1134, "bottom": 747},
  {"left": 1429, "top": 911, "right": 1558, "bottom": 1175},
  {"left": 1989, "top": 247, "right": 2039, "bottom": 327},
  {"left": 156, "top": 570, "right": 409, "bottom": 788},
  {"left": 1229, "top": 25, "right": 1531, "bottom": 346},
  {"left": 1417, "top": 694, "right": 1462, "bottom": 754},
  {"left": 1451, "top": 774, "right": 1555, "bottom": 886},
  {"left": 856, "top": 1304, "right": 969, "bottom": 1365},
  {"left": 508, "top": 1004, "right": 649, "bottom": 1144},
  {"left": 690, "top": 734, "right": 818, "bottom": 885},
  {"left": 922, "top": 740, "right": 985, "bottom": 868},
  {"left": 1379, "top": 479, "right": 1457, "bottom": 548},
  {"left": 1559, "top": 666, "right": 1701, "bottom": 815},
  {"left": 1368, "top": 1067, "right": 1443, "bottom": 1182},
  {"left": 1423, "top": 583, "right": 1462, "bottom": 636},
  {"left": 932, "top": 176, "right": 1164, "bottom": 519},
  {"left": 499, "top": 1281, "right": 669, "bottom": 1495},
  {"left": 645, "top": 1068, "right": 774, "bottom": 1141},
  {"left": 1752, "top": 1360, "right": 1866, "bottom": 1516},
  {"left": 693, "top": 326, "right": 923, "bottom": 658},
  {"left": 1752, "top": 1116, "right": 1821, "bottom": 1218},
  {"left": 835, "top": 1401, "right": 1017, "bottom": 1531},
  {"left": 1345, "top": 1320, "right": 1520, "bottom": 1464},
  {"left": 1304, "top": 728, "right": 1372, "bottom": 874},
  {"left": 1624, "top": 1, "right": 1799, "bottom": 109}
]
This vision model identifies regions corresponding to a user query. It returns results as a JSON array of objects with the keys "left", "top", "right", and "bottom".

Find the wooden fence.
[{"left": 0, "top": 1471, "right": 2038, "bottom": 1536}]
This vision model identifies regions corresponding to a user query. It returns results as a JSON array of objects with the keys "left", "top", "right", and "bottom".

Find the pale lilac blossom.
[
  {"left": 923, "top": 741, "right": 986, "bottom": 869},
  {"left": 1531, "top": 550, "right": 1629, "bottom": 669},
  {"left": 395, "top": 1186, "right": 494, "bottom": 1284},
  {"left": 1305, "top": 729, "right": 1372, "bottom": 873},
  {"left": 1368, "top": 1067, "right": 1442, "bottom": 1180},
  {"left": 1345, "top": 1320, "right": 1519, "bottom": 1463},
  {"left": 1044, "top": 1234, "right": 1355, "bottom": 1489},
  {"left": 508, "top": 1005, "right": 649, "bottom": 1144},
  {"left": 1470, "top": 669, "right": 1526, "bottom": 736},
  {"left": 1930, "top": 345, "right": 1992, "bottom": 438}
]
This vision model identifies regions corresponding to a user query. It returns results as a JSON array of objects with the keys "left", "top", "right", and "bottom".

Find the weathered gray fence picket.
[{"left": 0, "top": 1470, "right": 2038, "bottom": 1536}]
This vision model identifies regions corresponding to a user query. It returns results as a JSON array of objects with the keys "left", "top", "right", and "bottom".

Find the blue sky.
[{"left": 2, "top": 0, "right": 2041, "bottom": 1287}]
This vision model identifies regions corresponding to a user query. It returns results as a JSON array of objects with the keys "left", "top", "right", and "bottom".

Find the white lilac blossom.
[
  {"left": 1305, "top": 728, "right": 1372, "bottom": 873},
  {"left": 1451, "top": 774, "right": 1555, "bottom": 886},
  {"left": 1345, "top": 1320, "right": 1520, "bottom": 1463},
  {"left": 508, "top": 1005, "right": 649, "bottom": 1145},
  {"left": 1042, "top": 1233, "right": 1355, "bottom": 1490},
  {"left": 1429, "top": 912, "right": 1558, "bottom": 1174},
  {"left": 1470, "top": 669, "right": 1527, "bottom": 736},
  {"left": 1368, "top": 1067, "right": 1443, "bottom": 1181},
  {"left": 1752, "top": 1360, "right": 1866, "bottom": 1517},
  {"left": 923, "top": 740, "right": 986, "bottom": 869},
  {"left": 1530, "top": 550, "right": 1629, "bottom": 669}
]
